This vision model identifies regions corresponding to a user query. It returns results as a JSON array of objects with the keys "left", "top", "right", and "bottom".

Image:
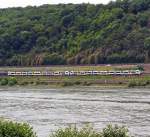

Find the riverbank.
[
  {"left": 0, "top": 75, "right": 150, "bottom": 88},
  {"left": 0, "top": 64, "right": 149, "bottom": 88}
]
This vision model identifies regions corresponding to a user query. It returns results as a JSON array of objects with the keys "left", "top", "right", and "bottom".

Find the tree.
[
  {"left": 0, "top": 2, "right": 150, "bottom": 66},
  {"left": 144, "top": 37, "right": 150, "bottom": 62},
  {"left": 36, "top": 36, "right": 48, "bottom": 47},
  {"left": 61, "top": 14, "right": 74, "bottom": 27},
  {"left": 42, "top": 53, "right": 66, "bottom": 65}
]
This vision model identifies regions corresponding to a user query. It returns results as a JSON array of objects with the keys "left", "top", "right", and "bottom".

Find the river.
[{"left": 0, "top": 87, "right": 150, "bottom": 137}]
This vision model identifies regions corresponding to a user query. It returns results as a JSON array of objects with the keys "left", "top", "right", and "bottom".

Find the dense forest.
[{"left": 1, "top": 0, "right": 150, "bottom": 66}]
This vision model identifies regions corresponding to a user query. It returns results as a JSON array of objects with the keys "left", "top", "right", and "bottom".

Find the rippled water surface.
[{"left": 0, "top": 87, "right": 150, "bottom": 137}]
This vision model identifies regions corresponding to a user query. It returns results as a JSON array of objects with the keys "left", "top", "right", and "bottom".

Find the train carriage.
[
  {"left": 85, "top": 71, "right": 92, "bottom": 75},
  {"left": 6, "top": 69, "right": 142, "bottom": 77},
  {"left": 69, "top": 71, "right": 75, "bottom": 76},
  {"left": 99, "top": 71, "right": 108, "bottom": 75},
  {"left": 8, "top": 71, "right": 15, "bottom": 76},
  {"left": 78, "top": 71, "right": 86, "bottom": 76},
  {"left": 122, "top": 70, "right": 129, "bottom": 75},
  {"left": 108, "top": 71, "right": 115, "bottom": 75},
  {"left": 65, "top": 71, "right": 70, "bottom": 76},
  {"left": 21, "top": 72, "right": 28, "bottom": 76},
  {"left": 53, "top": 71, "right": 63, "bottom": 76},
  {"left": 92, "top": 71, "right": 98, "bottom": 75}
]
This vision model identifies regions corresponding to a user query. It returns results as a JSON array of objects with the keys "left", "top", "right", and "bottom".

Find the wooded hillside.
[{"left": 1, "top": 0, "right": 150, "bottom": 66}]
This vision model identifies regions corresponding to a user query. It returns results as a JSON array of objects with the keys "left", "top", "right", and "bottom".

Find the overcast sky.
[{"left": 0, "top": 0, "right": 113, "bottom": 8}]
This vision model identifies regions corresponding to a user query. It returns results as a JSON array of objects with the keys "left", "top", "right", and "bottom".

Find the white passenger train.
[{"left": 8, "top": 70, "right": 142, "bottom": 76}]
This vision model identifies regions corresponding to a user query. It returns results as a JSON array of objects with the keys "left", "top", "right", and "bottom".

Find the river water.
[{"left": 0, "top": 87, "right": 150, "bottom": 137}]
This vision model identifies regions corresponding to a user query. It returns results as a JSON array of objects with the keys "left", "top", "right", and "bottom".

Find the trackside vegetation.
[
  {"left": 0, "top": 77, "right": 17, "bottom": 86},
  {"left": 1, "top": 0, "right": 150, "bottom": 66},
  {"left": 0, "top": 75, "right": 150, "bottom": 87},
  {"left": 0, "top": 119, "right": 132, "bottom": 137}
]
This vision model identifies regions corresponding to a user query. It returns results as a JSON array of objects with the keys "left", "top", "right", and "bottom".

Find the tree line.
[{"left": 0, "top": 0, "right": 150, "bottom": 66}]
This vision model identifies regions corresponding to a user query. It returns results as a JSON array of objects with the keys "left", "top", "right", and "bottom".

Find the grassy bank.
[{"left": 1, "top": 75, "right": 150, "bottom": 88}]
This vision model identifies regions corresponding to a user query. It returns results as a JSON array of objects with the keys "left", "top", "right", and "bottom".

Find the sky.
[{"left": 0, "top": 0, "right": 113, "bottom": 8}]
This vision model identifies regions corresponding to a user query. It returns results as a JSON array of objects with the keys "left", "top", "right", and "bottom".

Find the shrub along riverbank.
[
  {"left": 0, "top": 119, "right": 36, "bottom": 137},
  {"left": 0, "top": 77, "right": 17, "bottom": 86},
  {"left": 0, "top": 75, "right": 150, "bottom": 88},
  {"left": 0, "top": 119, "right": 131, "bottom": 137}
]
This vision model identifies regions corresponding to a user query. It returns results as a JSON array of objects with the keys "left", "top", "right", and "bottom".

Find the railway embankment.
[{"left": 0, "top": 64, "right": 150, "bottom": 88}]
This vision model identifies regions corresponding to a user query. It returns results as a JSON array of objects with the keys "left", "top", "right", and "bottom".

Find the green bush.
[
  {"left": 49, "top": 125, "right": 131, "bottom": 137},
  {"left": 61, "top": 82, "right": 74, "bottom": 87},
  {"left": 30, "top": 81, "right": 34, "bottom": 85},
  {"left": 102, "top": 125, "right": 129, "bottom": 137},
  {"left": 74, "top": 81, "right": 81, "bottom": 85},
  {"left": 136, "top": 65, "right": 144, "bottom": 71},
  {"left": 128, "top": 80, "right": 150, "bottom": 87},
  {"left": 0, "top": 78, "right": 8, "bottom": 86},
  {"left": 0, "top": 77, "right": 18, "bottom": 86},
  {"left": 82, "top": 81, "right": 91, "bottom": 86},
  {"left": 138, "top": 82, "right": 147, "bottom": 87},
  {"left": 8, "top": 77, "right": 18, "bottom": 86},
  {"left": 128, "top": 81, "right": 137, "bottom": 88},
  {"left": 20, "top": 81, "right": 29, "bottom": 85},
  {"left": 0, "top": 120, "right": 37, "bottom": 137},
  {"left": 35, "top": 81, "right": 48, "bottom": 85},
  {"left": 145, "top": 80, "right": 150, "bottom": 85},
  {"left": 50, "top": 125, "right": 101, "bottom": 137},
  {"left": 0, "top": 119, "right": 131, "bottom": 137}
]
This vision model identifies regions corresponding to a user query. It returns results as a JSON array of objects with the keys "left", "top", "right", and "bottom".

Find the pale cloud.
[{"left": 0, "top": 0, "right": 113, "bottom": 8}]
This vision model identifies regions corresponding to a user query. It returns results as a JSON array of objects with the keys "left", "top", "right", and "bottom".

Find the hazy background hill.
[{"left": 0, "top": 0, "right": 150, "bottom": 66}]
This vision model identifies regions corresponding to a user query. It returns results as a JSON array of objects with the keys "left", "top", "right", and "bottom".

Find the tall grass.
[
  {"left": 50, "top": 125, "right": 101, "bottom": 137},
  {"left": 50, "top": 125, "right": 131, "bottom": 137},
  {"left": 102, "top": 124, "right": 129, "bottom": 137},
  {"left": 0, "top": 119, "right": 37, "bottom": 137}
]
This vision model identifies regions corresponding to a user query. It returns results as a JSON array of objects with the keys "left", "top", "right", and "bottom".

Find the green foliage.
[
  {"left": 49, "top": 124, "right": 131, "bottom": 137},
  {"left": 128, "top": 81, "right": 137, "bottom": 87},
  {"left": 61, "top": 81, "right": 74, "bottom": 87},
  {"left": 0, "top": 120, "right": 132, "bottom": 137},
  {"left": 8, "top": 77, "right": 18, "bottom": 86},
  {"left": 0, "top": 77, "right": 17, "bottom": 86},
  {"left": 1, "top": 1, "right": 150, "bottom": 66},
  {"left": 128, "top": 80, "right": 150, "bottom": 87},
  {"left": 42, "top": 53, "right": 66, "bottom": 65},
  {"left": 136, "top": 65, "right": 144, "bottom": 71},
  {"left": 144, "top": 37, "right": 150, "bottom": 50},
  {"left": 50, "top": 125, "right": 102, "bottom": 137},
  {"left": 0, "top": 78, "right": 8, "bottom": 86},
  {"left": 0, "top": 120, "right": 37, "bottom": 137},
  {"left": 102, "top": 125, "right": 129, "bottom": 137}
]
